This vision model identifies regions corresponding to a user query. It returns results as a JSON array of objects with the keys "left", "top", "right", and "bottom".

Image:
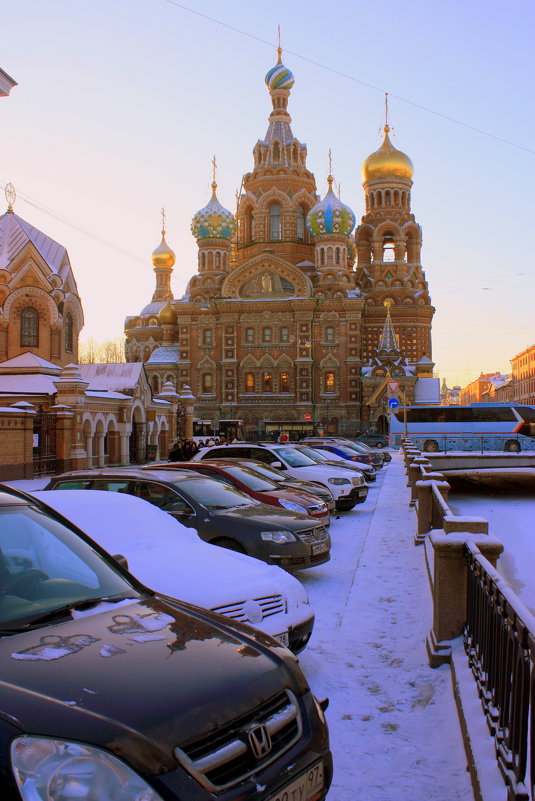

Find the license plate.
[
  {"left": 274, "top": 631, "right": 289, "bottom": 647},
  {"left": 358, "top": 489, "right": 367, "bottom": 497},
  {"left": 268, "top": 760, "right": 324, "bottom": 801},
  {"left": 312, "top": 541, "right": 329, "bottom": 555}
]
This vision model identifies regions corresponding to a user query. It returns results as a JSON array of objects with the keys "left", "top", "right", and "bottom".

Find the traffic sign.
[
  {"left": 388, "top": 381, "right": 400, "bottom": 393},
  {"left": 388, "top": 398, "right": 399, "bottom": 409},
  {"left": 304, "top": 413, "right": 312, "bottom": 421}
]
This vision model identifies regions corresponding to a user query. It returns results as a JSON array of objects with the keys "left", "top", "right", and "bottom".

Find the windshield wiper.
[{"left": 0, "top": 595, "right": 136, "bottom": 636}]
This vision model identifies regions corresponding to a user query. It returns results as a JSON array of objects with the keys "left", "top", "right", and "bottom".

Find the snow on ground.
[
  {"left": 6, "top": 459, "right": 474, "bottom": 800},
  {"left": 297, "top": 454, "right": 472, "bottom": 801},
  {"left": 448, "top": 474, "right": 535, "bottom": 613}
]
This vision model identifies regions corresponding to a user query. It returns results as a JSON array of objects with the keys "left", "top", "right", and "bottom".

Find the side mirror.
[
  {"left": 271, "top": 461, "right": 285, "bottom": 469},
  {"left": 113, "top": 554, "right": 129, "bottom": 571}
]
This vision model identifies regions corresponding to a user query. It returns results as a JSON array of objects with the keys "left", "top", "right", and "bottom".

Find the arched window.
[
  {"left": 325, "top": 326, "right": 335, "bottom": 343},
  {"left": 382, "top": 233, "right": 395, "bottom": 262},
  {"left": 280, "top": 327, "right": 289, "bottom": 343},
  {"left": 263, "top": 327, "right": 272, "bottom": 343},
  {"left": 151, "top": 375, "right": 160, "bottom": 395},
  {"left": 20, "top": 307, "right": 39, "bottom": 347},
  {"left": 207, "top": 252, "right": 214, "bottom": 269},
  {"left": 324, "top": 372, "right": 336, "bottom": 392},
  {"left": 280, "top": 371, "right": 290, "bottom": 392},
  {"left": 202, "top": 373, "right": 213, "bottom": 394},
  {"left": 297, "top": 206, "right": 306, "bottom": 241},
  {"left": 215, "top": 252, "right": 221, "bottom": 268},
  {"left": 335, "top": 247, "right": 341, "bottom": 265},
  {"left": 320, "top": 248, "right": 325, "bottom": 266},
  {"left": 201, "top": 252, "right": 206, "bottom": 269},
  {"left": 245, "top": 373, "right": 255, "bottom": 393},
  {"left": 385, "top": 190, "right": 391, "bottom": 206},
  {"left": 65, "top": 313, "right": 73, "bottom": 353},
  {"left": 273, "top": 142, "right": 280, "bottom": 162},
  {"left": 245, "top": 328, "right": 255, "bottom": 344},
  {"left": 203, "top": 329, "right": 213, "bottom": 346},
  {"left": 263, "top": 372, "right": 273, "bottom": 392},
  {"left": 270, "top": 204, "right": 281, "bottom": 241}
]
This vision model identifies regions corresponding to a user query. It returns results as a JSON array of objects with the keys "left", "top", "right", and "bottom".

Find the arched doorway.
[{"left": 376, "top": 414, "right": 389, "bottom": 435}]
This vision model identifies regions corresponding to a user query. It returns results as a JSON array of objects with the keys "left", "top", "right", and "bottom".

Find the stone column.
[
  {"left": 179, "top": 385, "right": 196, "bottom": 439},
  {"left": 52, "top": 364, "right": 89, "bottom": 469},
  {"left": 426, "top": 532, "right": 503, "bottom": 667},
  {"left": 415, "top": 475, "right": 450, "bottom": 539}
]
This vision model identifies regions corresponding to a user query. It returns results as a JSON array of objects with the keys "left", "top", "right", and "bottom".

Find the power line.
[{"left": 161, "top": 0, "right": 535, "bottom": 156}]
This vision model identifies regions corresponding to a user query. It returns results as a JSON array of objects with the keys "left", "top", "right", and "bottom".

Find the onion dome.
[
  {"left": 191, "top": 182, "right": 236, "bottom": 241},
  {"left": 306, "top": 176, "right": 356, "bottom": 237},
  {"left": 151, "top": 231, "right": 175, "bottom": 269},
  {"left": 158, "top": 301, "right": 177, "bottom": 325},
  {"left": 362, "top": 125, "right": 414, "bottom": 181},
  {"left": 265, "top": 50, "right": 295, "bottom": 92}
]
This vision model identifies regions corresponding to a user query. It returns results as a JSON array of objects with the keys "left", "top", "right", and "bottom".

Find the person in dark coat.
[{"left": 168, "top": 442, "right": 183, "bottom": 462}]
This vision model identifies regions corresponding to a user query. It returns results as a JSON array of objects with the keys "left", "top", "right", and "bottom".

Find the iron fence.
[
  {"left": 33, "top": 407, "right": 57, "bottom": 476},
  {"left": 464, "top": 542, "right": 535, "bottom": 800}
]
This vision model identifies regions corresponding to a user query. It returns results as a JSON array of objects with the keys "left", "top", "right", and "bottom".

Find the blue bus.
[{"left": 389, "top": 403, "right": 535, "bottom": 452}]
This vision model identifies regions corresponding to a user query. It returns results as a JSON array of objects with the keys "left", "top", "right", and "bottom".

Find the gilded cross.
[
  {"left": 328, "top": 148, "right": 333, "bottom": 176},
  {"left": 212, "top": 155, "right": 217, "bottom": 184},
  {"left": 161, "top": 206, "right": 166, "bottom": 234},
  {"left": 277, "top": 24, "right": 282, "bottom": 62},
  {"left": 385, "top": 92, "right": 389, "bottom": 127}
]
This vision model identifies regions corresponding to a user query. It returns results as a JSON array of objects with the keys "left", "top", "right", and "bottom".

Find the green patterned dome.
[
  {"left": 306, "top": 176, "right": 356, "bottom": 237},
  {"left": 191, "top": 182, "right": 236, "bottom": 241},
  {"left": 265, "top": 53, "right": 295, "bottom": 92}
]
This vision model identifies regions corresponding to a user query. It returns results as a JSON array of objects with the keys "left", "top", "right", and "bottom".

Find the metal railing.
[{"left": 464, "top": 542, "right": 535, "bottom": 800}]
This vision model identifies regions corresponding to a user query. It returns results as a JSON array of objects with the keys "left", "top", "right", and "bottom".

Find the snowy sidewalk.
[{"left": 298, "top": 452, "right": 473, "bottom": 801}]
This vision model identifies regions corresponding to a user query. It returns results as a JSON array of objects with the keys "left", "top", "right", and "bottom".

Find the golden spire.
[
  {"left": 277, "top": 24, "right": 282, "bottom": 63},
  {"left": 384, "top": 92, "right": 389, "bottom": 131},
  {"left": 5, "top": 183, "right": 16, "bottom": 213},
  {"left": 211, "top": 155, "right": 218, "bottom": 195},
  {"left": 161, "top": 206, "right": 166, "bottom": 235},
  {"left": 328, "top": 147, "right": 333, "bottom": 176}
]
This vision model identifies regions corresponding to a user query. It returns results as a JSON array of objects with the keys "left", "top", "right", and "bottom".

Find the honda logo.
[{"left": 248, "top": 724, "right": 272, "bottom": 759}]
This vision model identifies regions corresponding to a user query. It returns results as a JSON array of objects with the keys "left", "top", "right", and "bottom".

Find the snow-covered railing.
[{"left": 464, "top": 542, "right": 535, "bottom": 801}]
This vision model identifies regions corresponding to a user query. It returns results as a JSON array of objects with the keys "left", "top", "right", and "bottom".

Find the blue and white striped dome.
[{"left": 265, "top": 54, "right": 295, "bottom": 92}]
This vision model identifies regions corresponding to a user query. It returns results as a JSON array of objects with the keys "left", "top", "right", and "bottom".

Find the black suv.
[
  {"left": 45, "top": 469, "right": 331, "bottom": 571},
  {"left": 0, "top": 484, "right": 332, "bottom": 801}
]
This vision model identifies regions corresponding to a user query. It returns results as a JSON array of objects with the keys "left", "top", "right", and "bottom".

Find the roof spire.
[
  {"left": 377, "top": 298, "right": 399, "bottom": 353},
  {"left": 211, "top": 155, "right": 218, "bottom": 197},
  {"left": 384, "top": 92, "right": 389, "bottom": 131},
  {"left": 277, "top": 24, "right": 282, "bottom": 63},
  {"left": 5, "top": 182, "right": 16, "bottom": 213},
  {"left": 161, "top": 206, "right": 166, "bottom": 236}
]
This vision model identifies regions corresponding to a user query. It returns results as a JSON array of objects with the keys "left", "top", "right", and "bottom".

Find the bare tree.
[{"left": 79, "top": 337, "right": 126, "bottom": 364}]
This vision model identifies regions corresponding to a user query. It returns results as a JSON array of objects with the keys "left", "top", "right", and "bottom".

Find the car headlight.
[
  {"left": 327, "top": 477, "right": 351, "bottom": 485},
  {"left": 351, "top": 476, "right": 365, "bottom": 486},
  {"left": 278, "top": 499, "right": 307, "bottom": 514},
  {"left": 11, "top": 736, "right": 164, "bottom": 801},
  {"left": 260, "top": 530, "right": 297, "bottom": 543}
]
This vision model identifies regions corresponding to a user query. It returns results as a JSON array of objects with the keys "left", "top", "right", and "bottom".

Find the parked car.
[
  {"left": 0, "top": 484, "right": 332, "bottom": 801},
  {"left": 193, "top": 443, "right": 368, "bottom": 511},
  {"left": 356, "top": 432, "right": 390, "bottom": 449},
  {"left": 235, "top": 459, "right": 336, "bottom": 512},
  {"left": 353, "top": 437, "right": 392, "bottom": 462},
  {"left": 44, "top": 469, "right": 331, "bottom": 571},
  {"left": 151, "top": 460, "right": 331, "bottom": 523},
  {"left": 33, "top": 489, "right": 314, "bottom": 653},
  {"left": 301, "top": 438, "right": 383, "bottom": 469},
  {"left": 292, "top": 444, "right": 377, "bottom": 484}
]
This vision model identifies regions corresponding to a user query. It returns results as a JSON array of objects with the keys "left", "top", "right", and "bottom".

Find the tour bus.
[{"left": 389, "top": 403, "right": 535, "bottom": 452}]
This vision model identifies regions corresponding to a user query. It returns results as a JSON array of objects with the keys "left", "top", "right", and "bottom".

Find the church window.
[
  {"left": 377, "top": 192, "right": 383, "bottom": 207},
  {"left": 273, "top": 142, "right": 280, "bottom": 163},
  {"left": 215, "top": 252, "right": 221, "bottom": 268},
  {"left": 280, "top": 371, "right": 290, "bottom": 392},
  {"left": 201, "top": 252, "right": 206, "bottom": 269},
  {"left": 297, "top": 206, "right": 306, "bottom": 241},
  {"left": 401, "top": 191, "right": 407, "bottom": 207},
  {"left": 292, "top": 144, "right": 298, "bottom": 163},
  {"left": 65, "top": 313, "right": 73, "bottom": 353},
  {"left": 263, "top": 372, "right": 273, "bottom": 392},
  {"left": 335, "top": 247, "right": 341, "bottom": 265},
  {"left": 151, "top": 375, "right": 160, "bottom": 394},
  {"left": 370, "top": 193, "right": 375, "bottom": 209},
  {"left": 270, "top": 204, "right": 281, "bottom": 240},
  {"left": 245, "top": 327, "right": 254, "bottom": 343},
  {"left": 263, "top": 327, "right": 272, "bottom": 343},
  {"left": 382, "top": 233, "right": 395, "bottom": 262},
  {"left": 320, "top": 248, "right": 325, "bottom": 266},
  {"left": 324, "top": 372, "right": 335, "bottom": 392},
  {"left": 20, "top": 307, "right": 39, "bottom": 347},
  {"left": 393, "top": 190, "right": 399, "bottom": 206},
  {"left": 207, "top": 252, "right": 214, "bottom": 269},
  {"left": 280, "top": 327, "right": 289, "bottom": 343},
  {"left": 203, "top": 329, "right": 213, "bottom": 346},
  {"left": 245, "top": 373, "right": 255, "bottom": 393},
  {"left": 385, "top": 190, "right": 391, "bottom": 206},
  {"left": 325, "top": 326, "right": 335, "bottom": 343},
  {"left": 202, "top": 373, "right": 213, "bottom": 393}
]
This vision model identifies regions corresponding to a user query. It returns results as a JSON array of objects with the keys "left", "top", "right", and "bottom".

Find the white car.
[
  {"left": 192, "top": 443, "right": 368, "bottom": 511},
  {"left": 32, "top": 490, "right": 314, "bottom": 654}
]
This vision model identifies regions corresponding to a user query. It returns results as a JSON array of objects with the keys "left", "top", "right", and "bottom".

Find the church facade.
[{"left": 125, "top": 50, "right": 438, "bottom": 439}]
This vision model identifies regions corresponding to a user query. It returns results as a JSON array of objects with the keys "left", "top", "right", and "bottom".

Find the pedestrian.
[
  {"left": 168, "top": 442, "right": 183, "bottom": 462},
  {"left": 207, "top": 438, "right": 215, "bottom": 447}
]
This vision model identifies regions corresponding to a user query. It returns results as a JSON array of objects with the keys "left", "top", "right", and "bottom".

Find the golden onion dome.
[
  {"left": 362, "top": 125, "right": 414, "bottom": 182},
  {"left": 158, "top": 300, "right": 177, "bottom": 325},
  {"left": 151, "top": 231, "right": 176, "bottom": 269}
]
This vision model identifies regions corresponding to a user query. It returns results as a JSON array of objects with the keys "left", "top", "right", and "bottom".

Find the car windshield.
[
  {"left": 297, "top": 446, "right": 330, "bottom": 462},
  {"left": 273, "top": 447, "right": 317, "bottom": 468},
  {"left": 0, "top": 504, "right": 137, "bottom": 629},
  {"left": 342, "top": 441, "right": 369, "bottom": 454},
  {"left": 173, "top": 477, "right": 255, "bottom": 509},
  {"left": 218, "top": 465, "right": 278, "bottom": 492},
  {"left": 239, "top": 461, "right": 291, "bottom": 483},
  {"left": 326, "top": 444, "right": 361, "bottom": 457}
]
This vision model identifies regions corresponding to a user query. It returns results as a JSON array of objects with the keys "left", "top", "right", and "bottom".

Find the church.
[{"left": 125, "top": 47, "right": 439, "bottom": 440}]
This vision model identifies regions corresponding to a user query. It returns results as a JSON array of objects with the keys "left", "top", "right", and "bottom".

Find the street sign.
[
  {"left": 304, "top": 413, "right": 312, "bottom": 421},
  {"left": 388, "top": 398, "right": 399, "bottom": 409},
  {"left": 388, "top": 381, "right": 399, "bottom": 393}
]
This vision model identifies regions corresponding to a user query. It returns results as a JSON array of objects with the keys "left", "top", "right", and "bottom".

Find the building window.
[
  {"left": 245, "top": 373, "right": 255, "bottom": 393},
  {"left": 65, "top": 313, "right": 73, "bottom": 353},
  {"left": 324, "top": 372, "right": 335, "bottom": 393},
  {"left": 263, "top": 372, "right": 273, "bottom": 392},
  {"left": 297, "top": 206, "right": 306, "bottom": 241},
  {"left": 325, "top": 326, "right": 335, "bottom": 343},
  {"left": 382, "top": 233, "right": 395, "bottom": 262},
  {"left": 245, "top": 328, "right": 254, "bottom": 344},
  {"left": 335, "top": 247, "right": 341, "bottom": 265},
  {"left": 201, "top": 374, "right": 213, "bottom": 394},
  {"left": 203, "top": 329, "right": 213, "bottom": 346},
  {"left": 20, "top": 307, "right": 39, "bottom": 347},
  {"left": 270, "top": 204, "right": 281, "bottom": 241},
  {"left": 263, "top": 327, "right": 272, "bottom": 343},
  {"left": 280, "top": 372, "right": 290, "bottom": 392},
  {"left": 280, "top": 327, "right": 289, "bottom": 343}
]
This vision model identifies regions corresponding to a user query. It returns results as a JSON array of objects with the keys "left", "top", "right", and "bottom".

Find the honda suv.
[{"left": 0, "top": 484, "right": 332, "bottom": 801}]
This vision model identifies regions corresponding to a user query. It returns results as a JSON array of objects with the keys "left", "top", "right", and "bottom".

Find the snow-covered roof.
[
  {"left": 414, "top": 377, "right": 440, "bottom": 403},
  {"left": 146, "top": 345, "right": 180, "bottom": 365},
  {"left": 0, "top": 373, "right": 58, "bottom": 394},
  {"left": 0, "top": 352, "right": 60, "bottom": 374},
  {"left": 85, "top": 390, "right": 132, "bottom": 400},
  {"left": 0, "top": 211, "right": 69, "bottom": 275},
  {"left": 139, "top": 301, "right": 165, "bottom": 317},
  {"left": 79, "top": 363, "right": 144, "bottom": 392}
]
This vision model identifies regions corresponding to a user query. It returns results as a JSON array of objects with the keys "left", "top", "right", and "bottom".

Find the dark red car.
[{"left": 149, "top": 460, "right": 331, "bottom": 523}]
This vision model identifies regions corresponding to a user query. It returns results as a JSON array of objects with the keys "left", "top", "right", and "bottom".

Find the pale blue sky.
[{"left": 2, "top": 0, "right": 534, "bottom": 387}]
